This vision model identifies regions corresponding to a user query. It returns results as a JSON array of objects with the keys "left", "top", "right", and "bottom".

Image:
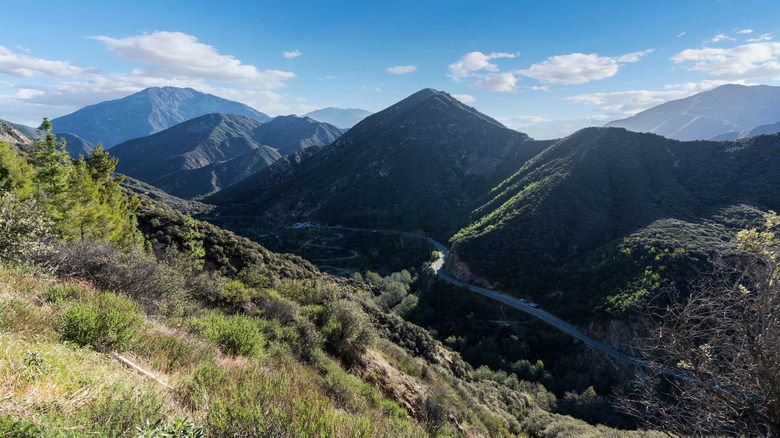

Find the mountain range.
[
  {"left": 51, "top": 87, "right": 272, "bottom": 148},
  {"left": 6, "top": 83, "right": 779, "bottom": 321},
  {"left": 110, "top": 113, "right": 343, "bottom": 199},
  {"left": 0, "top": 120, "right": 94, "bottom": 158},
  {"left": 605, "top": 84, "right": 780, "bottom": 140},
  {"left": 209, "top": 88, "right": 551, "bottom": 235},
  {"left": 201, "top": 87, "right": 779, "bottom": 322}
]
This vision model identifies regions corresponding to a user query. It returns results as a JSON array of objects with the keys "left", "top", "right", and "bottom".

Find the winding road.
[{"left": 322, "top": 225, "right": 688, "bottom": 376}]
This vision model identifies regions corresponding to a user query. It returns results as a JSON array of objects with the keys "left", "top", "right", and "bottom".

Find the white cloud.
[
  {"left": 451, "top": 93, "right": 475, "bottom": 103},
  {"left": 0, "top": 45, "right": 87, "bottom": 78},
  {"left": 671, "top": 41, "right": 780, "bottom": 80},
  {"left": 283, "top": 49, "right": 302, "bottom": 59},
  {"left": 737, "top": 29, "right": 754, "bottom": 34},
  {"left": 386, "top": 65, "right": 416, "bottom": 75},
  {"left": 710, "top": 33, "right": 735, "bottom": 43},
  {"left": 473, "top": 73, "right": 517, "bottom": 92},
  {"left": 15, "top": 45, "right": 30, "bottom": 54},
  {"left": 516, "top": 51, "right": 650, "bottom": 85},
  {"left": 92, "top": 31, "right": 294, "bottom": 88},
  {"left": 677, "top": 32, "right": 686, "bottom": 38},
  {"left": 448, "top": 51, "right": 518, "bottom": 80},
  {"left": 617, "top": 49, "right": 655, "bottom": 63},
  {"left": 748, "top": 33, "right": 773, "bottom": 42},
  {"left": 528, "top": 85, "right": 551, "bottom": 92}
]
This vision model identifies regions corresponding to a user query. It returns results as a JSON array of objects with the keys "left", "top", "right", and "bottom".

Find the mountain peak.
[{"left": 51, "top": 87, "right": 271, "bottom": 148}]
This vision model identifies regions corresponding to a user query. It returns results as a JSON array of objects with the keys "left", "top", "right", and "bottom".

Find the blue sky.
[{"left": 2, "top": 0, "right": 780, "bottom": 138}]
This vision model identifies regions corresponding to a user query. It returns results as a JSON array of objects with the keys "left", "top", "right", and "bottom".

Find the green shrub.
[
  {"left": 322, "top": 299, "right": 376, "bottom": 365},
  {"left": 201, "top": 313, "right": 265, "bottom": 357},
  {"left": 44, "top": 282, "right": 81, "bottom": 303},
  {"left": 61, "top": 291, "right": 143, "bottom": 352},
  {"left": 0, "top": 415, "right": 43, "bottom": 437}
]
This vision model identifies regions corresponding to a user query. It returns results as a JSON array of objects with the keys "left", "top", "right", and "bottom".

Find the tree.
[
  {"left": 0, "top": 191, "right": 51, "bottom": 261},
  {"left": 626, "top": 211, "right": 780, "bottom": 436},
  {"left": 0, "top": 141, "right": 34, "bottom": 199},
  {"left": 31, "top": 118, "right": 71, "bottom": 222}
]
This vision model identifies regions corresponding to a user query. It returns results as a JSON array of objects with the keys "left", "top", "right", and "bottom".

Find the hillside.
[
  {"left": 0, "top": 132, "right": 656, "bottom": 436},
  {"left": 605, "top": 84, "right": 780, "bottom": 140},
  {"left": 447, "top": 127, "right": 780, "bottom": 317},
  {"left": 0, "top": 121, "right": 33, "bottom": 151},
  {"left": 110, "top": 113, "right": 342, "bottom": 199},
  {"left": 210, "top": 88, "right": 550, "bottom": 237},
  {"left": 305, "top": 107, "right": 373, "bottom": 129},
  {"left": 51, "top": 87, "right": 271, "bottom": 148}
]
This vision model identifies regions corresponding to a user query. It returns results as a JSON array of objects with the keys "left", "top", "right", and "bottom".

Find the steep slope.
[
  {"left": 447, "top": 127, "right": 780, "bottom": 315},
  {"left": 211, "top": 88, "right": 549, "bottom": 236},
  {"left": 304, "top": 107, "right": 372, "bottom": 129},
  {"left": 111, "top": 113, "right": 341, "bottom": 199},
  {"left": 53, "top": 132, "right": 95, "bottom": 158},
  {"left": 150, "top": 147, "right": 282, "bottom": 199},
  {"left": 605, "top": 84, "right": 780, "bottom": 140},
  {"left": 0, "top": 121, "right": 33, "bottom": 151},
  {"left": 51, "top": 87, "right": 271, "bottom": 148},
  {"left": 1, "top": 120, "right": 96, "bottom": 158}
]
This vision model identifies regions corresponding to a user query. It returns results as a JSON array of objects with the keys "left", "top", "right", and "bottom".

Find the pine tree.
[{"left": 31, "top": 118, "right": 72, "bottom": 229}]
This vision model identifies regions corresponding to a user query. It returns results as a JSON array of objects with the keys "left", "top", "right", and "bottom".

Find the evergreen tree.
[
  {"left": 0, "top": 141, "right": 34, "bottom": 199},
  {"left": 31, "top": 118, "right": 72, "bottom": 228}
]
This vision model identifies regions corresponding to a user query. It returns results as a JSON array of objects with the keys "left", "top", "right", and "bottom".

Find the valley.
[{"left": 1, "top": 82, "right": 778, "bottom": 436}]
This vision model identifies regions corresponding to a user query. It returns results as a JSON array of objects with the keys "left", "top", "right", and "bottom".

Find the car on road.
[{"left": 528, "top": 302, "right": 539, "bottom": 308}]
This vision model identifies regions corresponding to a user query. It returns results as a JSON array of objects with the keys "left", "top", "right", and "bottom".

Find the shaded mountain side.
[
  {"left": 51, "top": 86, "right": 271, "bottom": 148},
  {"left": 150, "top": 146, "right": 282, "bottom": 199},
  {"left": 111, "top": 113, "right": 342, "bottom": 199},
  {"left": 447, "top": 128, "right": 780, "bottom": 317},
  {"left": 120, "top": 175, "right": 215, "bottom": 215},
  {"left": 112, "top": 113, "right": 268, "bottom": 180},
  {"left": 247, "top": 115, "right": 343, "bottom": 156},
  {"left": 210, "top": 88, "right": 548, "bottom": 238},
  {"left": 605, "top": 84, "right": 780, "bottom": 140},
  {"left": 53, "top": 132, "right": 95, "bottom": 158}
]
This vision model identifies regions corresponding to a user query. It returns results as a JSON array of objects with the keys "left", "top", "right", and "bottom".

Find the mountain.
[
  {"left": 52, "top": 132, "right": 95, "bottom": 158},
  {"left": 711, "top": 120, "right": 780, "bottom": 141},
  {"left": 605, "top": 84, "right": 780, "bottom": 140},
  {"left": 0, "top": 120, "right": 34, "bottom": 151},
  {"left": 210, "top": 88, "right": 550, "bottom": 236},
  {"left": 110, "top": 113, "right": 342, "bottom": 198},
  {"left": 1, "top": 119, "right": 98, "bottom": 158},
  {"left": 51, "top": 87, "right": 271, "bottom": 148},
  {"left": 304, "top": 107, "right": 372, "bottom": 129},
  {"left": 446, "top": 127, "right": 780, "bottom": 317}
]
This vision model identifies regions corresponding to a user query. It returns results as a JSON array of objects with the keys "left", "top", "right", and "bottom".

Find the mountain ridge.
[
  {"left": 605, "top": 84, "right": 780, "bottom": 140},
  {"left": 51, "top": 86, "right": 271, "bottom": 148},
  {"left": 210, "top": 88, "right": 548, "bottom": 236},
  {"left": 110, "top": 113, "right": 342, "bottom": 199}
]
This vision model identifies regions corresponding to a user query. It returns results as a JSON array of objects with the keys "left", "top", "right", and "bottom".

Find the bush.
[
  {"left": 60, "top": 291, "right": 143, "bottom": 352},
  {"left": 201, "top": 313, "right": 265, "bottom": 357},
  {"left": 322, "top": 299, "right": 376, "bottom": 365}
]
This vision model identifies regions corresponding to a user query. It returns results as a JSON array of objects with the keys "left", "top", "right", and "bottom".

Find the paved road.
[{"left": 321, "top": 225, "right": 690, "bottom": 376}]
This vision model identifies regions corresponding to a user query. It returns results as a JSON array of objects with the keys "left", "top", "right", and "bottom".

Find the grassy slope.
[{"left": 0, "top": 198, "right": 667, "bottom": 437}]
